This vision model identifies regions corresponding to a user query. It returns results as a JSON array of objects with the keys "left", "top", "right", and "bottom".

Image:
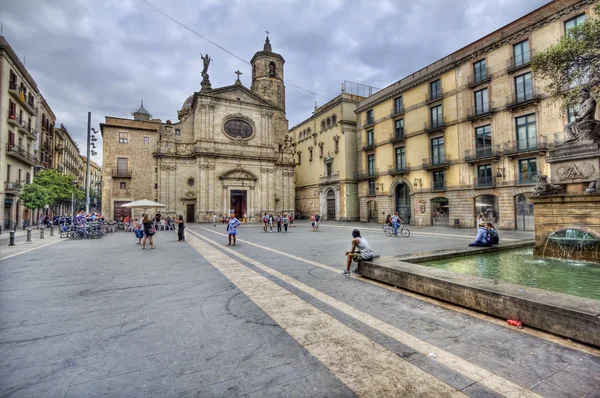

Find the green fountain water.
[{"left": 421, "top": 248, "right": 600, "bottom": 301}]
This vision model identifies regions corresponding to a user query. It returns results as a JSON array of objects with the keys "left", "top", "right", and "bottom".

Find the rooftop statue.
[
  {"left": 563, "top": 88, "right": 600, "bottom": 143},
  {"left": 201, "top": 53, "right": 212, "bottom": 77}
]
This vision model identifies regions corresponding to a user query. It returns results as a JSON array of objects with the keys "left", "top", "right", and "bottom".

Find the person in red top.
[{"left": 123, "top": 215, "right": 131, "bottom": 225}]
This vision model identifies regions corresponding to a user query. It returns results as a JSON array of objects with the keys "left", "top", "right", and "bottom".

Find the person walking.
[
  {"left": 276, "top": 214, "right": 282, "bottom": 232},
  {"left": 141, "top": 214, "right": 155, "bottom": 249},
  {"left": 344, "top": 229, "right": 374, "bottom": 275},
  {"left": 283, "top": 214, "right": 289, "bottom": 232},
  {"left": 176, "top": 215, "right": 185, "bottom": 242},
  {"left": 227, "top": 212, "right": 241, "bottom": 246},
  {"left": 268, "top": 214, "right": 274, "bottom": 233},
  {"left": 263, "top": 213, "right": 269, "bottom": 232},
  {"left": 133, "top": 218, "right": 143, "bottom": 244},
  {"left": 213, "top": 214, "right": 217, "bottom": 227},
  {"left": 310, "top": 214, "right": 316, "bottom": 231},
  {"left": 315, "top": 213, "right": 321, "bottom": 231}
]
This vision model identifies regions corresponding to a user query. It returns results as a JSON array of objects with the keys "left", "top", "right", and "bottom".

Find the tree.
[
  {"left": 20, "top": 169, "right": 83, "bottom": 210},
  {"left": 532, "top": 3, "right": 600, "bottom": 108}
]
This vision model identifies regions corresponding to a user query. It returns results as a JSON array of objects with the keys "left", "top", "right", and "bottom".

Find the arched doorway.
[
  {"left": 475, "top": 195, "right": 499, "bottom": 226},
  {"left": 431, "top": 197, "right": 449, "bottom": 226},
  {"left": 395, "top": 183, "right": 411, "bottom": 224},
  {"left": 367, "top": 200, "right": 377, "bottom": 223},
  {"left": 515, "top": 194, "right": 534, "bottom": 231},
  {"left": 326, "top": 190, "right": 336, "bottom": 220}
]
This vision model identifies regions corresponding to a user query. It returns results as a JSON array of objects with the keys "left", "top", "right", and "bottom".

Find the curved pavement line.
[
  {"left": 193, "top": 226, "right": 600, "bottom": 357},
  {"left": 188, "top": 229, "right": 542, "bottom": 398},
  {"left": 185, "top": 232, "right": 465, "bottom": 397}
]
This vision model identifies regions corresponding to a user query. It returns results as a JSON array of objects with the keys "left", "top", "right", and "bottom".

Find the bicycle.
[{"left": 383, "top": 223, "right": 410, "bottom": 238}]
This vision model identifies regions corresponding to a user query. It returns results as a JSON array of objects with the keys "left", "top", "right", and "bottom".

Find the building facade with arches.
[{"left": 354, "top": 0, "right": 598, "bottom": 230}]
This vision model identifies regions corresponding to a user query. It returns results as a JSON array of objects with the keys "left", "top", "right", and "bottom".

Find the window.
[
  {"left": 477, "top": 165, "right": 493, "bottom": 187},
  {"left": 516, "top": 114, "right": 537, "bottom": 150},
  {"left": 119, "top": 132, "right": 128, "bottom": 144},
  {"left": 155, "top": 167, "right": 158, "bottom": 173},
  {"left": 395, "top": 147, "right": 406, "bottom": 170},
  {"left": 175, "top": 129, "right": 180, "bottom": 136},
  {"left": 6, "top": 165, "right": 10, "bottom": 182},
  {"left": 18, "top": 169, "right": 22, "bottom": 182},
  {"left": 394, "top": 119, "right": 404, "bottom": 138},
  {"left": 144, "top": 136, "right": 149, "bottom": 144},
  {"left": 154, "top": 183, "right": 158, "bottom": 189},
  {"left": 475, "top": 125, "right": 492, "bottom": 157},
  {"left": 298, "top": 152, "right": 302, "bottom": 164},
  {"left": 331, "top": 115, "right": 337, "bottom": 126},
  {"left": 326, "top": 162, "right": 332, "bottom": 177},
  {"left": 326, "top": 118, "right": 331, "bottom": 129},
  {"left": 431, "top": 137, "right": 445, "bottom": 164},
  {"left": 368, "top": 180, "right": 376, "bottom": 196},
  {"left": 117, "top": 157, "right": 129, "bottom": 177},
  {"left": 433, "top": 171, "right": 445, "bottom": 191},
  {"left": 309, "top": 148, "right": 313, "bottom": 161},
  {"left": 269, "top": 61, "right": 276, "bottom": 77},
  {"left": 565, "top": 14, "right": 586, "bottom": 35},
  {"left": 366, "top": 110, "right": 374, "bottom": 125},
  {"left": 26, "top": 172, "right": 30, "bottom": 184},
  {"left": 321, "top": 121, "right": 326, "bottom": 131},
  {"left": 515, "top": 73, "right": 533, "bottom": 103},
  {"left": 394, "top": 97, "right": 403, "bottom": 113},
  {"left": 430, "top": 105, "right": 443, "bottom": 128},
  {"left": 513, "top": 40, "right": 530, "bottom": 68},
  {"left": 307, "top": 128, "right": 311, "bottom": 137},
  {"left": 430, "top": 79, "right": 441, "bottom": 100},
  {"left": 367, "top": 130, "right": 374, "bottom": 147},
  {"left": 319, "top": 145, "right": 324, "bottom": 158},
  {"left": 367, "top": 154, "right": 376, "bottom": 176},
  {"left": 334, "top": 139, "right": 339, "bottom": 152},
  {"left": 519, "top": 158, "right": 537, "bottom": 183},
  {"left": 120, "top": 182, "right": 126, "bottom": 189},
  {"left": 9, "top": 100, "right": 16, "bottom": 117},
  {"left": 474, "top": 88, "right": 489, "bottom": 114},
  {"left": 8, "top": 131, "right": 15, "bottom": 146},
  {"left": 473, "top": 60, "right": 487, "bottom": 83}
]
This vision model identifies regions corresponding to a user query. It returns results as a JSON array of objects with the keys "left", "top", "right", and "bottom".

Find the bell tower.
[{"left": 251, "top": 35, "right": 286, "bottom": 111}]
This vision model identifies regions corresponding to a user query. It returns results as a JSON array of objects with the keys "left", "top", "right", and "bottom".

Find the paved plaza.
[{"left": 1, "top": 222, "right": 599, "bottom": 397}]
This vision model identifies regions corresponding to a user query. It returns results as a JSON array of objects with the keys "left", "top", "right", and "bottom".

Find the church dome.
[
  {"left": 182, "top": 94, "right": 194, "bottom": 110},
  {"left": 132, "top": 100, "right": 152, "bottom": 121}
]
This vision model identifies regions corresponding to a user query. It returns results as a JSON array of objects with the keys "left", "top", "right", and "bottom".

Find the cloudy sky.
[{"left": 3, "top": 0, "right": 550, "bottom": 165}]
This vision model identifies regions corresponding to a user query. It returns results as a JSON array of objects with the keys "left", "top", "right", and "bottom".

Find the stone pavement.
[{"left": 0, "top": 222, "right": 598, "bottom": 397}]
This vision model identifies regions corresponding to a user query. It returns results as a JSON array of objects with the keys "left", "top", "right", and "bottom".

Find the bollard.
[
  {"left": 26, "top": 228, "right": 32, "bottom": 243},
  {"left": 8, "top": 230, "right": 15, "bottom": 246},
  {"left": 50, "top": 225, "right": 54, "bottom": 236},
  {"left": 0, "top": 225, "right": 2, "bottom": 234},
  {"left": 40, "top": 227, "right": 45, "bottom": 239}
]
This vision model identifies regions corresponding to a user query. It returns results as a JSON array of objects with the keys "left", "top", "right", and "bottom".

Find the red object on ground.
[{"left": 507, "top": 319, "right": 523, "bottom": 328}]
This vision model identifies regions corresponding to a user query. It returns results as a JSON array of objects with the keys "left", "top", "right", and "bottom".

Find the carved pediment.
[{"left": 219, "top": 168, "right": 258, "bottom": 181}]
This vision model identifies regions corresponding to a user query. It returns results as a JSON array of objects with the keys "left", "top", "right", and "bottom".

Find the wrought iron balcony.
[
  {"left": 506, "top": 87, "right": 541, "bottom": 110},
  {"left": 390, "top": 105, "right": 404, "bottom": 117},
  {"left": 422, "top": 156, "right": 450, "bottom": 170},
  {"left": 517, "top": 173, "right": 538, "bottom": 185},
  {"left": 112, "top": 170, "right": 133, "bottom": 178},
  {"left": 426, "top": 90, "right": 443, "bottom": 103},
  {"left": 6, "top": 144, "right": 37, "bottom": 166},
  {"left": 362, "top": 142, "right": 375, "bottom": 151},
  {"left": 465, "top": 145, "right": 501, "bottom": 163},
  {"left": 432, "top": 180, "right": 446, "bottom": 191},
  {"left": 354, "top": 168, "right": 379, "bottom": 180},
  {"left": 467, "top": 69, "right": 491, "bottom": 88},
  {"left": 388, "top": 163, "right": 410, "bottom": 175},
  {"left": 5, "top": 181, "right": 23, "bottom": 193},
  {"left": 363, "top": 116, "right": 374, "bottom": 128},
  {"left": 466, "top": 102, "right": 495, "bottom": 121},
  {"left": 474, "top": 176, "right": 495, "bottom": 188},
  {"left": 424, "top": 117, "right": 446, "bottom": 134},
  {"left": 389, "top": 130, "right": 405, "bottom": 143},
  {"left": 503, "top": 137, "right": 547, "bottom": 157},
  {"left": 507, "top": 50, "right": 534, "bottom": 74}
]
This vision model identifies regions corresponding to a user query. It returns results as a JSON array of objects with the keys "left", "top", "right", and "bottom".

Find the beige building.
[
  {"left": 101, "top": 37, "right": 296, "bottom": 222},
  {"left": 354, "top": 0, "right": 598, "bottom": 230},
  {"left": 37, "top": 95, "right": 56, "bottom": 171},
  {"left": 0, "top": 36, "right": 40, "bottom": 229},
  {"left": 51, "top": 124, "right": 84, "bottom": 215},
  {"left": 291, "top": 91, "right": 364, "bottom": 220},
  {"left": 81, "top": 156, "right": 102, "bottom": 211}
]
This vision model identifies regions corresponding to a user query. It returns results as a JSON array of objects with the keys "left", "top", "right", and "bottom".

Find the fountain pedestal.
[{"left": 530, "top": 194, "right": 600, "bottom": 262}]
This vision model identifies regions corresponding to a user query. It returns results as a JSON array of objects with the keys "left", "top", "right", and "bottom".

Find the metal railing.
[
  {"left": 389, "top": 130, "right": 405, "bottom": 143},
  {"left": 507, "top": 50, "right": 534, "bottom": 73},
  {"left": 474, "top": 176, "right": 495, "bottom": 188},
  {"left": 364, "top": 116, "right": 374, "bottom": 127},
  {"left": 467, "top": 69, "right": 491, "bottom": 88},
  {"left": 6, "top": 144, "right": 38, "bottom": 165},
  {"left": 464, "top": 145, "right": 500, "bottom": 161},
  {"left": 388, "top": 163, "right": 410, "bottom": 175},
  {"left": 391, "top": 105, "right": 404, "bottom": 117},
  {"left": 424, "top": 117, "right": 446, "bottom": 133},
  {"left": 432, "top": 180, "right": 446, "bottom": 191},
  {"left": 467, "top": 102, "right": 494, "bottom": 120},
  {"left": 422, "top": 156, "right": 450, "bottom": 169},
  {"left": 362, "top": 142, "right": 375, "bottom": 151},
  {"left": 503, "top": 136, "right": 547, "bottom": 155},
  {"left": 354, "top": 168, "right": 379, "bottom": 180},
  {"left": 506, "top": 87, "right": 541, "bottom": 109},
  {"left": 112, "top": 170, "right": 133, "bottom": 178},
  {"left": 427, "top": 89, "right": 443, "bottom": 103},
  {"left": 5, "top": 181, "right": 23, "bottom": 192},
  {"left": 517, "top": 173, "right": 538, "bottom": 185}
]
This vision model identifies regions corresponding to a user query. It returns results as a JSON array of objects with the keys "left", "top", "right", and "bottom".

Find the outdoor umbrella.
[{"left": 121, "top": 199, "right": 167, "bottom": 213}]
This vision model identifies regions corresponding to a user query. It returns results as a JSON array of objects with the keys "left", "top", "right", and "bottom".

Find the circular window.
[
  {"left": 187, "top": 178, "right": 195, "bottom": 187},
  {"left": 224, "top": 119, "right": 253, "bottom": 139}
]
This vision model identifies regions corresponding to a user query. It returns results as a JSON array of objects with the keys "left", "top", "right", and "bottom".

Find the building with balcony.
[
  {"left": 37, "top": 95, "right": 56, "bottom": 172},
  {"left": 354, "top": 0, "right": 598, "bottom": 230},
  {"left": 0, "top": 36, "right": 40, "bottom": 229},
  {"left": 291, "top": 91, "right": 365, "bottom": 220},
  {"left": 81, "top": 156, "right": 102, "bottom": 211}
]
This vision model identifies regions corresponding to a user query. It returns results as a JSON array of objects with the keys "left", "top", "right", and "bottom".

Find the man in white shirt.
[{"left": 343, "top": 229, "right": 374, "bottom": 275}]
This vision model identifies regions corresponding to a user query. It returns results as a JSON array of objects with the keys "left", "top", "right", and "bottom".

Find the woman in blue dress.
[{"left": 227, "top": 212, "right": 241, "bottom": 246}]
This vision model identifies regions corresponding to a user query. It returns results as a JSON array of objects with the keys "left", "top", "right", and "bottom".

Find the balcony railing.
[
  {"left": 362, "top": 142, "right": 375, "bottom": 151},
  {"left": 391, "top": 105, "right": 404, "bottom": 117},
  {"left": 424, "top": 117, "right": 446, "bottom": 133},
  {"left": 389, "top": 130, "right": 405, "bottom": 143},
  {"left": 517, "top": 173, "right": 538, "bottom": 185},
  {"left": 6, "top": 144, "right": 38, "bottom": 166},
  {"left": 112, "top": 170, "right": 133, "bottom": 178},
  {"left": 364, "top": 116, "right": 374, "bottom": 127},
  {"left": 466, "top": 102, "right": 495, "bottom": 121},
  {"left": 354, "top": 168, "right": 379, "bottom": 180},
  {"left": 388, "top": 163, "right": 410, "bottom": 175},
  {"left": 467, "top": 69, "right": 491, "bottom": 88},
  {"left": 503, "top": 136, "right": 547, "bottom": 156},
  {"left": 5, "top": 181, "right": 23, "bottom": 193},
  {"left": 474, "top": 176, "right": 495, "bottom": 188},
  {"left": 465, "top": 145, "right": 501, "bottom": 162},
  {"left": 426, "top": 90, "right": 443, "bottom": 103},
  {"left": 507, "top": 51, "right": 534, "bottom": 74},
  {"left": 319, "top": 173, "right": 340, "bottom": 183},
  {"left": 422, "top": 156, "right": 450, "bottom": 169},
  {"left": 506, "top": 87, "right": 541, "bottom": 110},
  {"left": 432, "top": 180, "right": 446, "bottom": 191}
]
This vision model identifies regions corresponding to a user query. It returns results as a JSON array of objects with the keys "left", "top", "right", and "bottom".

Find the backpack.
[{"left": 315, "top": 215, "right": 320, "bottom": 222}]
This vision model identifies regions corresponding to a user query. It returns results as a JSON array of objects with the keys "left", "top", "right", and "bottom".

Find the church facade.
[{"left": 101, "top": 37, "right": 296, "bottom": 222}]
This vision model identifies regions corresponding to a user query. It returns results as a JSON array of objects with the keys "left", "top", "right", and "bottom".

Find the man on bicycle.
[{"left": 391, "top": 212, "right": 402, "bottom": 236}]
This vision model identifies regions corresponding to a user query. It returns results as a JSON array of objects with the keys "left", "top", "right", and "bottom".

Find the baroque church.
[{"left": 101, "top": 37, "right": 296, "bottom": 222}]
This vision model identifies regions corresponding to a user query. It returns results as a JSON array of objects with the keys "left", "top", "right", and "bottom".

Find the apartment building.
[
  {"left": 0, "top": 36, "right": 40, "bottom": 229},
  {"left": 354, "top": 0, "right": 598, "bottom": 230},
  {"left": 81, "top": 155, "right": 102, "bottom": 211},
  {"left": 37, "top": 95, "right": 56, "bottom": 172}
]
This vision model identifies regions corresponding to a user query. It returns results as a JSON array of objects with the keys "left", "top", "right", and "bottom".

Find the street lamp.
[{"left": 71, "top": 179, "right": 77, "bottom": 224}]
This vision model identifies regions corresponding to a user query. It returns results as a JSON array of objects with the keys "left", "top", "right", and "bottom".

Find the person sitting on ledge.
[
  {"left": 486, "top": 222, "right": 499, "bottom": 245},
  {"left": 469, "top": 222, "right": 492, "bottom": 247},
  {"left": 343, "top": 229, "right": 374, "bottom": 275}
]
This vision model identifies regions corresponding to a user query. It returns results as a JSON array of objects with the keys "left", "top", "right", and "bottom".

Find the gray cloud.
[{"left": 2, "top": 0, "right": 550, "bottom": 164}]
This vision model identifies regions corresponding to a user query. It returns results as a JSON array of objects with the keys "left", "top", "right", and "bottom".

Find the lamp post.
[
  {"left": 71, "top": 179, "right": 77, "bottom": 224},
  {"left": 84, "top": 113, "right": 99, "bottom": 214}
]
